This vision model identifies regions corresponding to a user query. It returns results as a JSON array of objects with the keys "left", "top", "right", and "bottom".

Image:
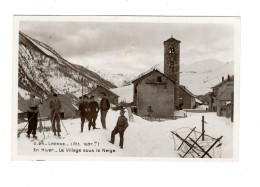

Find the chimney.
[
  {"left": 222, "top": 76, "right": 224, "bottom": 81},
  {"left": 228, "top": 74, "right": 230, "bottom": 81}
]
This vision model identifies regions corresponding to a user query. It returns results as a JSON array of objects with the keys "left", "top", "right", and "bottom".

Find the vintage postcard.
[{"left": 12, "top": 16, "right": 240, "bottom": 161}]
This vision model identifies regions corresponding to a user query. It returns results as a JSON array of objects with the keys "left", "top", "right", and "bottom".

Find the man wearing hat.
[
  {"left": 109, "top": 109, "right": 129, "bottom": 149},
  {"left": 79, "top": 95, "right": 90, "bottom": 132},
  {"left": 49, "top": 93, "right": 62, "bottom": 136},
  {"left": 26, "top": 92, "right": 41, "bottom": 138},
  {"left": 100, "top": 92, "right": 110, "bottom": 129},
  {"left": 88, "top": 95, "right": 99, "bottom": 130}
]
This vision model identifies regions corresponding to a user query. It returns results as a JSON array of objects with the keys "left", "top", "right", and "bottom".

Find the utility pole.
[
  {"left": 81, "top": 74, "right": 84, "bottom": 101},
  {"left": 202, "top": 116, "right": 205, "bottom": 141},
  {"left": 231, "top": 91, "right": 234, "bottom": 122}
]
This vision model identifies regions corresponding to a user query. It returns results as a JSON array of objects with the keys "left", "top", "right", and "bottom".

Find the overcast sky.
[{"left": 20, "top": 21, "right": 234, "bottom": 75}]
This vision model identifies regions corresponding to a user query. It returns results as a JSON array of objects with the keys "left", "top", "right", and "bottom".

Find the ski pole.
[
  {"left": 56, "top": 112, "right": 69, "bottom": 135},
  {"left": 17, "top": 112, "right": 37, "bottom": 138}
]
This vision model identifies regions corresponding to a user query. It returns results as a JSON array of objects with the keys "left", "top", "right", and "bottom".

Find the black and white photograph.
[{"left": 12, "top": 16, "right": 240, "bottom": 160}]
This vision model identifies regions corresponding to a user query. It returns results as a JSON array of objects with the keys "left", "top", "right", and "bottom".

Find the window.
[
  {"left": 147, "top": 106, "right": 152, "bottom": 113},
  {"left": 169, "top": 47, "right": 175, "bottom": 53},
  {"left": 171, "top": 67, "right": 174, "bottom": 73},
  {"left": 157, "top": 76, "right": 162, "bottom": 82}
]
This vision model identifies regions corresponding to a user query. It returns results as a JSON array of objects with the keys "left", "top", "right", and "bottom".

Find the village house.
[
  {"left": 83, "top": 85, "right": 119, "bottom": 106},
  {"left": 211, "top": 75, "right": 234, "bottom": 118},
  {"left": 39, "top": 93, "right": 80, "bottom": 119},
  {"left": 179, "top": 85, "right": 196, "bottom": 109},
  {"left": 132, "top": 69, "right": 175, "bottom": 118}
]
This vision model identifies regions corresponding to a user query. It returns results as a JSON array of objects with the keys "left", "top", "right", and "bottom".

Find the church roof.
[
  {"left": 132, "top": 69, "right": 175, "bottom": 85},
  {"left": 164, "top": 37, "right": 181, "bottom": 43}
]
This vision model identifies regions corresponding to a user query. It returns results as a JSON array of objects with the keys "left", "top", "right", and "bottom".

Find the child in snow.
[{"left": 109, "top": 109, "right": 128, "bottom": 149}]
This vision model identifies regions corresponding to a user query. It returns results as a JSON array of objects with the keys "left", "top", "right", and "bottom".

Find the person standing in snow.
[
  {"left": 100, "top": 92, "right": 110, "bottom": 129},
  {"left": 88, "top": 95, "right": 99, "bottom": 130},
  {"left": 49, "top": 93, "right": 62, "bottom": 136},
  {"left": 26, "top": 92, "right": 41, "bottom": 138},
  {"left": 109, "top": 109, "right": 128, "bottom": 149},
  {"left": 79, "top": 95, "right": 90, "bottom": 132}
]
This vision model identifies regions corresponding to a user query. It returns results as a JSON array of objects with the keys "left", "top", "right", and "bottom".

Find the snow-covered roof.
[
  {"left": 72, "top": 104, "right": 78, "bottom": 110},
  {"left": 195, "top": 98, "right": 203, "bottom": 104},
  {"left": 18, "top": 109, "right": 24, "bottom": 113},
  {"left": 226, "top": 101, "right": 231, "bottom": 105}
]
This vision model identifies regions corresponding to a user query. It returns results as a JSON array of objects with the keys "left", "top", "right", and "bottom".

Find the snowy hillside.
[
  {"left": 18, "top": 31, "right": 116, "bottom": 99},
  {"left": 17, "top": 110, "right": 233, "bottom": 158},
  {"left": 86, "top": 65, "right": 135, "bottom": 87}
]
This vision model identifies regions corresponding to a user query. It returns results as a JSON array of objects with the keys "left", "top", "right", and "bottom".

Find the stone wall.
[{"left": 136, "top": 71, "right": 175, "bottom": 117}]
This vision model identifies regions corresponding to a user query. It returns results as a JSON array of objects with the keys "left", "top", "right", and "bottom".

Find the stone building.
[
  {"left": 84, "top": 85, "right": 119, "bottom": 106},
  {"left": 132, "top": 69, "right": 175, "bottom": 118},
  {"left": 164, "top": 37, "right": 181, "bottom": 109},
  {"left": 179, "top": 85, "right": 196, "bottom": 109},
  {"left": 211, "top": 75, "right": 234, "bottom": 118}
]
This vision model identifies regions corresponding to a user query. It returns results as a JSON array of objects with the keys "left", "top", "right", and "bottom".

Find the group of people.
[
  {"left": 25, "top": 91, "right": 129, "bottom": 148},
  {"left": 26, "top": 92, "right": 62, "bottom": 138},
  {"left": 78, "top": 92, "right": 110, "bottom": 132}
]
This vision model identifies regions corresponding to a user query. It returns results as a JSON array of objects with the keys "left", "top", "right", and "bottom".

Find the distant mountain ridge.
[{"left": 18, "top": 31, "right": 117, "bottom": 99}]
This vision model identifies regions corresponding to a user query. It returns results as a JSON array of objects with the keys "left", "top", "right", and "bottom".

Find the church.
[{"left": 132, "top": 36, "right": 195, "bottom": 118}]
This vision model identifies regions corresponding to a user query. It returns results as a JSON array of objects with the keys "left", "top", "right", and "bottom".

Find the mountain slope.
[{"left": 18, "top": 31, "right": 117, "bottom": 99}]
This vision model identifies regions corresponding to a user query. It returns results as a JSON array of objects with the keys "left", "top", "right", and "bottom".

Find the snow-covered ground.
[
  {"left": 17, "top": 110, "right": 233, "bottom": 159},
  {"left": 195, "top": 105, "right": 209, "bottom": 110}
]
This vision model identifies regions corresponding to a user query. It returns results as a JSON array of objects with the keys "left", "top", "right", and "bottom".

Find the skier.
[
  {"left": 109, "top": 109, "right": 128, "bottom": 149},
  {"left": 100, "top": 92, "right": 110, "bottom": 129},
  {"left": 88, "top": 95, "right": 99, "bottom": 130},
  {"left": 49, "top": 93, "right": 62, "bottom": 136},
  {"left": 26, "top": 92, "right": 41, "bottom": 138},
  {"left": 79, "top": 95, "right": 90, "bottom": 132}
]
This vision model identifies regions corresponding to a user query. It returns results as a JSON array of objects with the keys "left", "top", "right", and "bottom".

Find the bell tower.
[{"left": 164, "top": 36, "right": 181, "bottom": 109}]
